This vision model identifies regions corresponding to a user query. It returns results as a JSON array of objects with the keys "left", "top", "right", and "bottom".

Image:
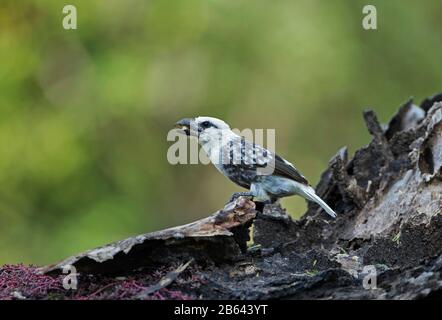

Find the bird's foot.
[
  {"left": 227, "top": 192, "right": 254, "bottom": 204},
  {"left": 254, "top": 199, "right": 279, "bottom": 213}
]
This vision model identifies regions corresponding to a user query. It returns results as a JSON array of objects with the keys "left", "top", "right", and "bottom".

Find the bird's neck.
[{"left": 200, "top": 130, "right": 238, "bottom": 159}]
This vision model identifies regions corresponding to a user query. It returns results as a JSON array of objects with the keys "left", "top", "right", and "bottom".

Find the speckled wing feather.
[{"left": 224, "top": 137, "right": 309, "bottom": 185}]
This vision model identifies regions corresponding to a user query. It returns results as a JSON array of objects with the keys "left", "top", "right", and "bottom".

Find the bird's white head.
[{"left": 175, "top": 116, "right": 232, "bottom": 145}]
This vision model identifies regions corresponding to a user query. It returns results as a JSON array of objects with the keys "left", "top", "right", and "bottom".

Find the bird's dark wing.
[
  {"left": 225, "top": 137, "right": 309, "bottom": 185},
  {"left": 271, "top": 154, "right": 309, "bottom": 185}
]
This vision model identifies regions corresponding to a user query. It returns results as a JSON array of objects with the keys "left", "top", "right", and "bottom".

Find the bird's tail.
[{"left": 297, "top": 185, "right": 337, "bottom": 218}]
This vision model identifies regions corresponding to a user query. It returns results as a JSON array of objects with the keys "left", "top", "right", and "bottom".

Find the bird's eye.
[{"left": 201, "top": 121, "right": 211, "bottom": 128}]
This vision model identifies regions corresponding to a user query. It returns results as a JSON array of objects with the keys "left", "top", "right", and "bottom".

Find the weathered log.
[{"left": 38, "top": 197, "right": 257, "bottom": 275}]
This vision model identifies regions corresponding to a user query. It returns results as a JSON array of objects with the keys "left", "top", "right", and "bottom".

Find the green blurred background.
[{"left": 1, "top": 0, "right": 441, "bottom": 265}]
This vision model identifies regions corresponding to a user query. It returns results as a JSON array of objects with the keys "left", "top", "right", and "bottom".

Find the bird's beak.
[{"left": 174, "top": 118, "right": 194, "bottom": 136}]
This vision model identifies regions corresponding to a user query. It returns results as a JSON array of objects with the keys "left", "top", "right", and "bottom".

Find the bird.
[{"left": 174, "top": 116, "right": 337, "bottom": 218}]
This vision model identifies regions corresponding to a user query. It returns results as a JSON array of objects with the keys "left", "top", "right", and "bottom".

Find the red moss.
[
  {"left": 0, "top": 264, "right": 197, "bottom": 300},
  {"left": 0, "top": 264, "right": 64, "bottom": 300}
]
